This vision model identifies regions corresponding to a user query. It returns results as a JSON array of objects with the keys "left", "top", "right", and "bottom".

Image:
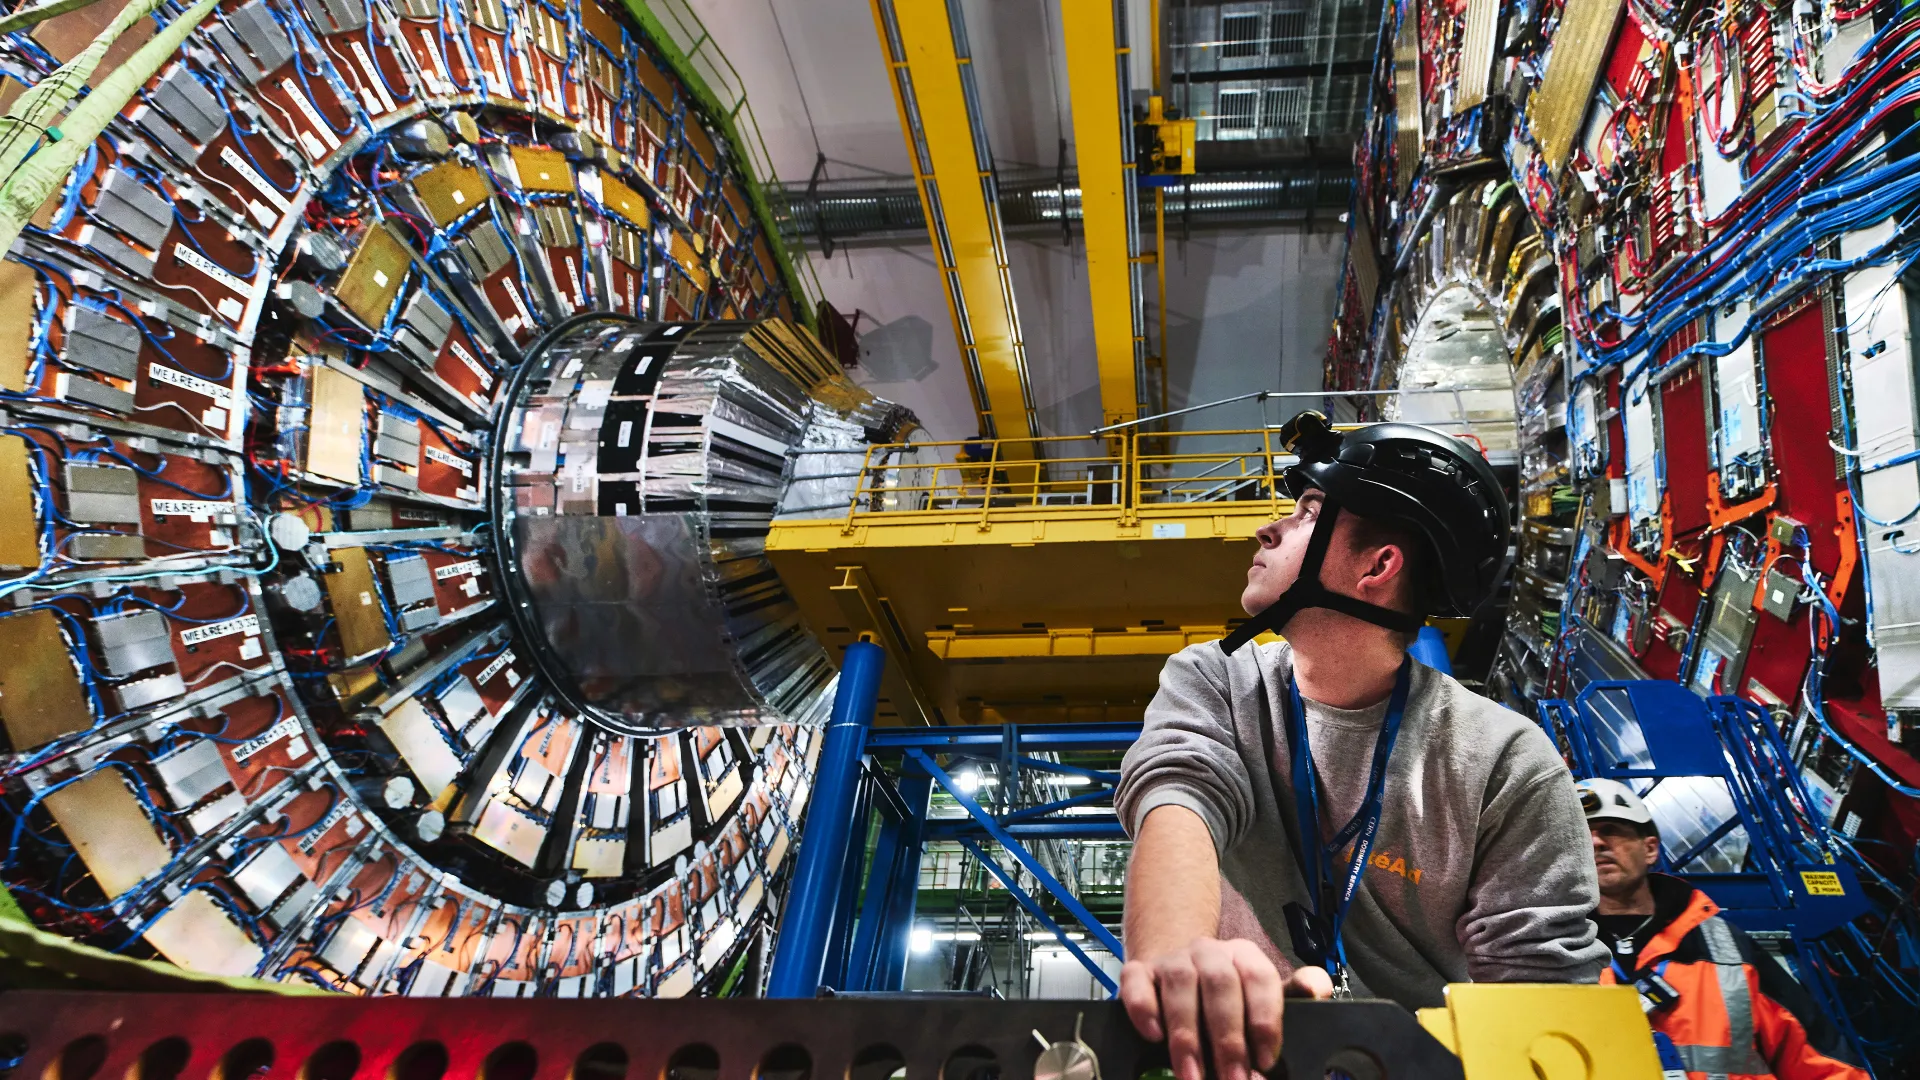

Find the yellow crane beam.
[
  {"left": 870, "top": 0, "right": 1037, "bottom": 452},
  {"left": 1059, "top": 0, "right": 1143, "bottom": 430}
]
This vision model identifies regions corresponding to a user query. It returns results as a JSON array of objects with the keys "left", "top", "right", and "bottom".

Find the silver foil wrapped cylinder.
[{"left": 491, "top": 317, "right": 915, "bottom": 734}]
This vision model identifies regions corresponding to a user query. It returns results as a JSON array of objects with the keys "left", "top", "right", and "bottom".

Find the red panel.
[
  {"left": 1739, "top": 299, "right": 1841, "bottom": 703},
  {"left": 1645, "top": 570, "right": 1704, "bottom": 681},
  {"left": 1661, "top": 76, "right": 1693, "bottom": 174},
  {"left": 1829, "top": 692, "right": 1920, "bottom": 789},
  {"left": 1762, "top": 301, "right": 1843, "bottom": 570},
  {"left": 159, "top": 582, "right": 270, "bottom": 687},
  {"left": 1605, "top": 14, "right": 1647, "bottom": 95},
  {"left": 1661, "top": 367, "right": 1710, "bottom": 538}
]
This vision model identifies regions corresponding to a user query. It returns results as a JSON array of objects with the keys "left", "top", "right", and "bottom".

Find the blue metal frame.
[
  {"left": 866, "top": 723, "right": 1143, "bottom": 752},
  {"left": 1534, "top": 683, "right": 1868, "bottom": 938},
  {"left": 902, "top": 748, "right": 1127, "bottom": 962},
  {"left": 955, "top": 838, "right": 1118, "bottom": 994},
  {"left": 767, "top": 718, "right": 1139, "bottom": 995}
]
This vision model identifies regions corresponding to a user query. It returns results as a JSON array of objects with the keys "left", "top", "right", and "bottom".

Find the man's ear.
[
  {"left": 1358, "top": 541, "right": 1406, "bottom": 595},
  {"left": 1643, "top": 834, "right": 1661, "bottom": 863}
]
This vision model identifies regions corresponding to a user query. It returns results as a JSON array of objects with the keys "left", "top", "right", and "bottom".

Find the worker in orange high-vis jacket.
[{"left": 1578, "top": 778, "right": 1867, "bottom": 1080}]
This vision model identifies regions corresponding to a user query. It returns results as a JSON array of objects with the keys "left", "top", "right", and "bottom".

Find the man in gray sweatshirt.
[{"left": 1115, "top": 413, "right": 1606, "bottom": 1080}]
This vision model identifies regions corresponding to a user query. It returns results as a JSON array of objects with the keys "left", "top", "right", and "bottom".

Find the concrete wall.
[{"left": 822, "top": 229, "right": 1344, "bottom": 442}]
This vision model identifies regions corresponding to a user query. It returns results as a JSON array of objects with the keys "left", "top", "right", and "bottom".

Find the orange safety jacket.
[{"left": 1598, "top": 876, "right": 1866, "bottom": 1080}]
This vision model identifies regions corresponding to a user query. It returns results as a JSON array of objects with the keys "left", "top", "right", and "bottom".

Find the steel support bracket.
[{"left": 830, "top": 564, "right": 939, "bottom": 727}]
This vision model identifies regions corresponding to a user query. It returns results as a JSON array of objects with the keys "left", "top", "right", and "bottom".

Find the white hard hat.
[{"left": 1575, "top": 777, "right": 1654, "bottom": 828}]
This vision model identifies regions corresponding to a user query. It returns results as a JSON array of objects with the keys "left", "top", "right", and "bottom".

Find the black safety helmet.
[{"left": 1221, "top": 411, "right": 1511, "bottom": 653}]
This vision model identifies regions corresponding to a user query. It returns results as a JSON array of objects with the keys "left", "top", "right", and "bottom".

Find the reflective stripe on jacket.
[{"left": 1599, "top": 880, "right": 1866, "bottom": 1080}]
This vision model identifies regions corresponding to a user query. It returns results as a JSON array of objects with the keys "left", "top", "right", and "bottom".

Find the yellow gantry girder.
[
  {"left": 871, "top": 0, "right": 1038, "bottom": 452},
  {"left": 1059, "top": 0, "right": 1144, "bottom": 430},
  {"left": 766, "top": 429, "right": 1293, "bottom": 725}
]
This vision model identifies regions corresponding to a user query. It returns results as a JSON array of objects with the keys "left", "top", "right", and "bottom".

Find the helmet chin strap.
[{"left": 1220, "top": 498, "right": 1424, "bottom": 655}]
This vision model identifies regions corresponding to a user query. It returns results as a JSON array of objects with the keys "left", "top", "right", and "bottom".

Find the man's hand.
[{"left": 1119, "top": 938, "right": 1333, "bottom": 1080}]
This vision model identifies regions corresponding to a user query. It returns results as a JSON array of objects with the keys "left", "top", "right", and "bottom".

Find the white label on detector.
[
  {"left": 1150, "top": 523, "right": 1187, "bottom": 539},
  {"left": 238, "top": 637, "right": 264, "bottom": 661},
  {"left": 476, "top": 651, "right": 516, "bottom": 686},
  {"left": 452, "top": 187, "right": 466, "bottom": 205},
  {"left": 351, "top": 41, "right": 397, "bottom": 113},
  {"left": 434, "top": 559, "right": 483, "bottom": 581},
  {"left": 617, "top": 420, "right": 633, "bottom": 448},
  {"left": 449, "top": 340, "right": 494, "bottom": 389},
  {"left": 502, "top": 278, "right": 535, "bottom": 331},
  {"left": 405, "top": 27, "right": 448, "bottom": 92},
  {"left": 423, "top": 445, "right": 472, "bottom": 474},
  {"left": 484, "top": 38, "right": 509, "bottom": 94},
  {"left": 373, "top": 269, "right": 389, "bottom": 288},
  {"left": 298, "top": 801, "right": 355, "bottom": 854},
  {"left": 173, "top": 244, "right": 251, "bottom": 298},
  {"left": 180, "top": 614, "right": 261, "bottom": 646},
  {"left": 216, "top": 297, "right": 243, "bottom": 321},
  {"left": 219, "top": 146, "right": 292, "bottom": 212},
  {"left": 276, "top": 78, "right": 341, "bottom": 151},
  {"left": 151, "top": 498, "right": 234, "bottom": 522},
  {"left": 149, "top": 363, "right": 232, "bottom": 402},
  {"left": 233, "top": 716, "right": 299, "bottom": 764}
]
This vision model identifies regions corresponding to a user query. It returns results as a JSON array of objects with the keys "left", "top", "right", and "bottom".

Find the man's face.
[
  {"left": 1244, "top": 489, "right": 1394, "bottom": 617},
  {"left": 1590, "top": 820, "right": 1659, "bottom": 896},
  {"left": 1244, "top": 490, "right": 1326, "bottom": 616}
]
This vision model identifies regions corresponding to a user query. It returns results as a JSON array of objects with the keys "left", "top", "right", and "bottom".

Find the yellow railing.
[{"left": 797, "top": 429, "right": 1299, "bottom": 526}]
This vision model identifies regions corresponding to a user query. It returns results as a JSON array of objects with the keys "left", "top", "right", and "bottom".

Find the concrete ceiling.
[{"left": 688, "top": 0, "right": 1346, "bottom": 441}]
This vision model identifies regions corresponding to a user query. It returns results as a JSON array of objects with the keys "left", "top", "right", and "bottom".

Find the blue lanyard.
[
  {"left": 1612, "top": 955, "right": 1669, "bottom": 983},
  {"left": 1287, "top": 659, "right": 1412, "bottom": 984}
]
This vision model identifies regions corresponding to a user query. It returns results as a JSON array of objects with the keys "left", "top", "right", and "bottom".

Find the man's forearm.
[{"left": 1124, "top": 804, "right": 1223, "bottom": 958}]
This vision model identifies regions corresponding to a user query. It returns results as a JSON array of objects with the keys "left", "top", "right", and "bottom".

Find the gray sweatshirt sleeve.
[
  {"left": 1456, "top": 732, "right": 1609, "bottom": 983},
  {"left": 1115, "top": 644, "right": 1256, "bottom": 857}
]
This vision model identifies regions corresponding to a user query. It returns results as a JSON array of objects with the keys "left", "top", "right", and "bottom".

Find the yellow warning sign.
[{"left": 1800, "top": 870, "right": 1845, "bottom": 896}]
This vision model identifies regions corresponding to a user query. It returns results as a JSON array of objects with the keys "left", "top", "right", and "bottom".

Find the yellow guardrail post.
[
  {"left": 978, "top": 439, "right": 1002, "bottom": 532},
  {"left": 842, "top": 444, "right": 878, "bottom": 535}
]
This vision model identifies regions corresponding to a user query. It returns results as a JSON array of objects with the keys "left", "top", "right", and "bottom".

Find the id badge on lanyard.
[
  {"left": 1281, "top": 659, "right": 1412, "bottom": 998},
  {"left": 1614, "top": 956, "right": 1682, "bottom": 1015}
]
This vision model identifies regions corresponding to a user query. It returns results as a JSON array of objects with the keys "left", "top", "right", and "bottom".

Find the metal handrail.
[{"left": 815, "top": 429, "right": 1294, "bottom": 524}]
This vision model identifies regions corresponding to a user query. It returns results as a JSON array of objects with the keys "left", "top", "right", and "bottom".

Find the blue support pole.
[
  {"left": 1409, "top": 625, "right": 1452, "bottom": 674},
  {"left": 820, "top": 770, "right": 875, "bottom": 992},
  {"left": 845, "top": 772, "right": 932, "bottom": 991},
  {"left": 766, "top": 640, "right": 886, "bottom": 998},
  {"left": 874, "top": 773, "right": 931, "bottom": 990},
  {"left": 844, "top": 783, "right": 904, "bottom": 992}
]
